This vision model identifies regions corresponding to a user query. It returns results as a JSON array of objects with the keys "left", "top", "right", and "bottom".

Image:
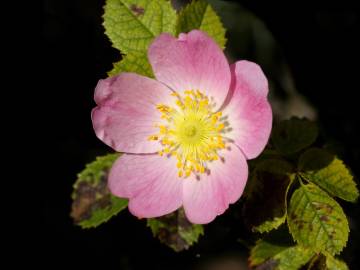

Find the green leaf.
[
  {"left": 147, "top": 208, "right": 204, "bottom": 252},
  {"left": 176, "top": 0, "right": 226, "bottom": 48},
  {"left": 287, "top": 182, "right": 349, "bottom": 255},
  {"left": 250, "top": 238, "right": 314, "bottom": 269},
  {"left": 272, "top": 246, "right": 314, "bottom": 270},
  {"left": 299, "top": 148, "right": 359, "bottom": 202},
  {"left": 71, "top": 153, "right": 128, "bottom": 228},
  {"left": 103, "top": 0, "right": 177, "bottom": 54},
  {"left": 255, "top": 216, "right": 287, "bottom": 235},
  {"left": 250, "top": 240, "right": 289, "bottom": 266},
  {"left": 272, "top": 117, "right": 318, "bottom": 155},
  {"left": 108, "top": 52, "right": 154, "bottom": 77},
  {"left": 243, "top": 159, "right": 295, "bottom": 233},
  {"left": 325, "top": 254, "right": 349, "bottom": 270}
]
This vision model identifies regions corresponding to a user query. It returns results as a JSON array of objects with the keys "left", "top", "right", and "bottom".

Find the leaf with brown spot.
[
  {"left": 71, "top": 153, "right": 128, "bottom": 229},
  {"left": 130, "top": 4, "right": 144, "bottom": 16},
  {"left": 287, "top": 182, "right": 349, "bottom": 255},
  {"left": 147, "top": 208, "right": 204, "bottom": 252}
]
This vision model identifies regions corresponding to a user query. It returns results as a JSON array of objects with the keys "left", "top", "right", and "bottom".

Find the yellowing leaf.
[
  {"left": 250, "top": 239, "right": 314, "bottom": 270},
  {"left": 325, "top": 253, "right": 349, "bottom": 270},
  {"left": 272, "top": 246, "right": 314, "bottom": 270},
  {"left": 299, "top": 148, "right": 359, "bottom": 202},
  {"left": 288, "top": 183, "right": 349, "bottom": 255},
  {"left": 250, "top": 238, "right": 289, "bottom": 266}
]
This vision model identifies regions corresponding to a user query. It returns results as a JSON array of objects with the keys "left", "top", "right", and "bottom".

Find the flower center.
[
  {"left": 148, "top": 90, "right": 228, "bottom": 178},
  {"left": 184, "top": 125, "right": 197, "bottom": 137}
]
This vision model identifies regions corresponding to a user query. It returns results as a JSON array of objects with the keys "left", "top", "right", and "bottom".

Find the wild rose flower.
[{"left": 92, "top": 30, "right": 272, "bottom": 224}]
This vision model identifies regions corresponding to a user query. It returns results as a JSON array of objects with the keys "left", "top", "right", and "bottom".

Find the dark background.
[{"left": 44, "top": 0, "right": 359, "bottom": 269}]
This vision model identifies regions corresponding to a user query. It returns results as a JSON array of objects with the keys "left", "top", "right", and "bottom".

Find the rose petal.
[
  {"left": 108, "top": 154, "right": 183, "bottom": 218},
  {"left": 222, "top": 61, "right": 272, "bottom": 159},
  {"left": 182, "top": 146, "right": 248, "bottom": 224},
  {"left": 92, "top": 73, "right": 172, "bottom": 153},
  {"left": 148, "top": 30, "right": 231, "bottom": 109}
]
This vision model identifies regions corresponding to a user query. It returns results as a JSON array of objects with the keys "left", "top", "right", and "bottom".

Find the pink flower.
[{"left": 92, "top": 30, "right": 272, "bottom": 224}]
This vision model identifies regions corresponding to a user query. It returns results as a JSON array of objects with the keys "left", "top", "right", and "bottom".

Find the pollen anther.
[{"left": 149, "top": 90, "right": 228, "bottom": 178}]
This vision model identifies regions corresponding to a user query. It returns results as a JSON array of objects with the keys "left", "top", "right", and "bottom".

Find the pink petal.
[
  {"left": 182, "top": 146, "right": 248, "bottom": 224},
  {"left": 148, "top": 30, "right": 231, "bottom": 109},
  {"left": 108, "top": 154, "right": 183, "bottom": 218},
  {"left": 222, "top": 61, "right": 272, "bottom": 159},
  {"left": 92, "top": 73, "right": 172, "bottom": 153}
]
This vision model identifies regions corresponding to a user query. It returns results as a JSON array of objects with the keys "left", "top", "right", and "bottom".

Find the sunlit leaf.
[
  {"left": 177, "top": 0, "right": 226, "bottom": 48},
  {"left": 299, "top": 148, "right": 359, "bottom": 202},
  {"left": 103, "top": 0, "right": 177, "bottom": 54},
  {"left": 108, "top": 52, "right": 154, "bottom": 77}
]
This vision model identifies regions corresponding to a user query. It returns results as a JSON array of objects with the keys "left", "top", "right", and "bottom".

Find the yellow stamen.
[
  {"left": 148, "top": 89, "right": 229, "bottom": 178},
  {"left": 216, "top": 123, "right": 225, "bottom": 131},
  {"left": 147, "top": 135, "right": 158, "bottom": 141}
]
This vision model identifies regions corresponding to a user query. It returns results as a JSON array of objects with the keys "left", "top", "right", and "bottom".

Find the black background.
[{"left": 44, "top": 1, "right": 359, "bottom": 269}]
